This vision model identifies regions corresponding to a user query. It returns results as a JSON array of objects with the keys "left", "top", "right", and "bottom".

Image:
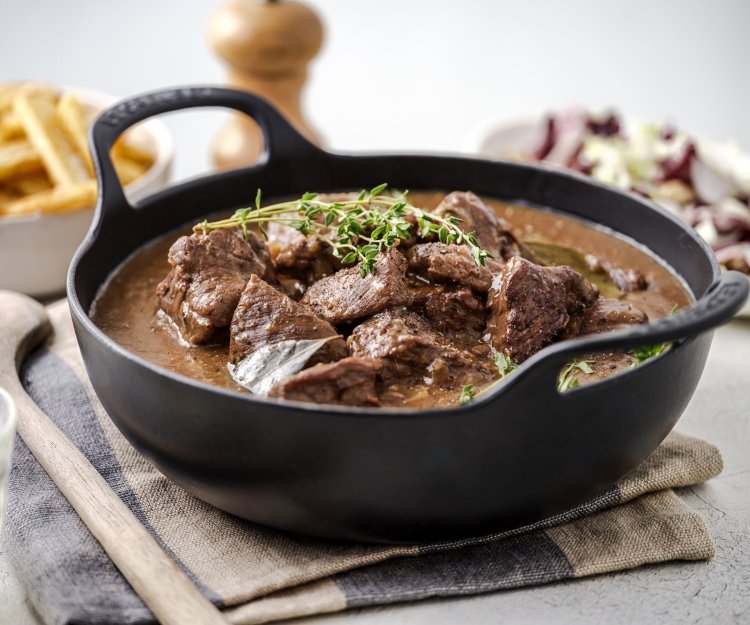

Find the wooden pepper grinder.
[{"left": 208, "top": 0, "right": 324, "bottom": 170}]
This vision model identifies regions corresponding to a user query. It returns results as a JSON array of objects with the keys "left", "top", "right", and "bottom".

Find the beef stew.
[{"left": 91, "top": 191, "right": 691, "bottom": 408}]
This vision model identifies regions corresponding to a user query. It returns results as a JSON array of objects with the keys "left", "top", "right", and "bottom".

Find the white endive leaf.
[
  {"left": 228, "top": 336, "right": 338, "bottom": 396},
  {"left": 690, "top": 156, "right": 738, "bottom": 205}
]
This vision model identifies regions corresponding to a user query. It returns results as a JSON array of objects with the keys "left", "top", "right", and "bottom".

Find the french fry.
[
  {"left": 113, "top": 156, "right": 148, "bottom": 186},
  {"left": 0, "top": 85, "right": 21, "bottom": 116},
  {"left": 0, "top": 139, "right": 43, "bottom": 181},
  {"left": 14, "top": 91, "right": 90, "bottom": 186},
  {"left": 11, "top": 172, "right": 53, "bottom": 195},
  {"left": 56, "top": 93, "right": 94, "bottom": 174},
  {"left": 113, "top": 136, "right": 155, "bottom": 167},
  {"left": 0, "top": 186, "right": 18, "bottom": 212},
  {"left": 0, "top": 84, "right": 19, "bottom": 97},
  {"left": 0, "top": 82, "right": 48, "bottom": 115},
  {"left": 3, "top": 180, "right": 96, "bottom": 217},
  {"left": 0, "top": 112, "right": 25, "bottom": 141}
]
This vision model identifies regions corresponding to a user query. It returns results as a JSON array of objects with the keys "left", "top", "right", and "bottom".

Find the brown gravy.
[{"left": 91, "top": 193, "right": 692, "bottom": 406}]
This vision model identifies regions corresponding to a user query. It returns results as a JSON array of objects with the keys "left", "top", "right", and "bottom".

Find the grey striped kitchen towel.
[{"left": 3, "top": 301, "right": 722, "bottom": 625}]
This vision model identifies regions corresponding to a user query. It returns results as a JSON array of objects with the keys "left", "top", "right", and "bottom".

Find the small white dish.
[
  {"left": 0, "top": 386, "right": 17, "bottom": 533},
  {"left": 0, "top": 86, "right": 174, "bottom": 297},
  {"left": 463, "top": 114, "right": 750, "bottom": 317}
]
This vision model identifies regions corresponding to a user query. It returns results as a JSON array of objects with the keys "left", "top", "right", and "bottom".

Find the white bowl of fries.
[{"left": 0, "top": 82, "right": 173, "bottom": 297}]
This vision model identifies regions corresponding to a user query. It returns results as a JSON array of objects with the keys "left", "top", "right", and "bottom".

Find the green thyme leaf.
[
  {"left": 632, "top": 343, "right": 669, "bottom": 364},
  {"left": 359, "top": 258, "right": 376, "bottom": 277},
  {"left": 370, "top": 183, "right": 388, "bottom": 197},
  {"left": 494, "top": 353, "right": 518, "bottom": 378},
  {"left": 558, "top": 359, "right": 594, "bottom": 393},
  {"left": 631, "top": 305, "right": 677, "bottom": 366},
  {"left": 459, "top": 384, "right": 475, "bottom": 405}
]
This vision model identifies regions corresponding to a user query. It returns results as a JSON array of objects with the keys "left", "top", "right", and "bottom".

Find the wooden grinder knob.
[{"left": 208, "top": 0, "right": 324, "bottom": 170}]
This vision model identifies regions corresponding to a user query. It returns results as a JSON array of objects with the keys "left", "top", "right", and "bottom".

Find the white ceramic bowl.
[
  {"left": 0, "top": 87, "right": 173, "bottom": 297},
  {"left": 463, "top": 114, "right": 750, "bottom": 317}
]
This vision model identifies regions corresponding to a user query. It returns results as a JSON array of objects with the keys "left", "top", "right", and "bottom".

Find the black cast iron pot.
[{"left": 68, "top": 87, "right": 748, "bottom": 543}]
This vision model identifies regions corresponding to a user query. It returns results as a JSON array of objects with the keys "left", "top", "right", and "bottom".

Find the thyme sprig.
[
  {"left": 632, "top": 343, "right": 669, "bottom": 364},
  {"left": 494, "top": 353, "right": 518, "bottom": 379},
  {"left": 194, "top": 184, "right": 492, "bottom": 277},
  {"left": 557, "top": 359, "right": 593, "bottom": 393},
  {"left": 459, "top": 384, "right": 475, "bottom": 405},
  {"left": 631, "top": 304, "right": 679, "bottom": 366}
]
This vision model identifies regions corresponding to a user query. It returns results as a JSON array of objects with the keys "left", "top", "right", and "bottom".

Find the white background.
[{"left": 1, "top": 0, "right": 748, "bottom": 182}]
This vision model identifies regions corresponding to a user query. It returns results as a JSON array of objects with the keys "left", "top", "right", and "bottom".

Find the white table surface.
[{"left": 2, "top": 0, "right": 749, "bottom": 622}]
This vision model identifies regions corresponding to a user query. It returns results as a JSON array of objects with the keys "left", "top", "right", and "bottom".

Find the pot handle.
[
  {"left": 514, "top": 269, "right": 749, "bottom": 393},
  {"left": 89, "top": 86, "right": 323, "bottom": 213}
]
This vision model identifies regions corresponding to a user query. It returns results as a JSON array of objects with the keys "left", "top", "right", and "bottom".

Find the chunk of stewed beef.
[
  {"left": 269, "top": 357, "right": 381, "bottom": 407},
  {"left": 156, "top": 228, "right": 277, "bottom": 345},
  {"left": 485, "top": 256, "right": 599, "bottom": 362},
  {"left": 435, "top": 191, "right": 528, "bottom": 261},
  {"left": 585, "top": 254, "right": 648, "bottom": 292},
  {"left": 609, "top": 267, "right": 647, "bottom": 293},
  {"left": 558, "top": 263, "right": 603, "bottom": 337},
  {"left": 349, "top": 308, "right": 492, "bottom": 387},
  {"left": 410, "top": 281, "right": 486, "bottom": 344},
  {"left": 579, "top": 298, "right": 648, "bottom": 335},
  {"left": 266, "top": 222, "right": 341, "bottom": 287},
  {"left": 229, "top": 275, "right": 348, "bottom": 365},
  {"left": 264, "top": 193, "right": 360, "bottom": 286},
  {"left": 406, "top": 243, "right": 499, "bottom": 293},
  {"left": 301, "top": 248, "right": 412, "bottom": 325}
]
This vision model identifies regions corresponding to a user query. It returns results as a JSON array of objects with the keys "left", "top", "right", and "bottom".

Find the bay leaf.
[{"left": 228, "top": 336, "right": 339, "bottom": 396}]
